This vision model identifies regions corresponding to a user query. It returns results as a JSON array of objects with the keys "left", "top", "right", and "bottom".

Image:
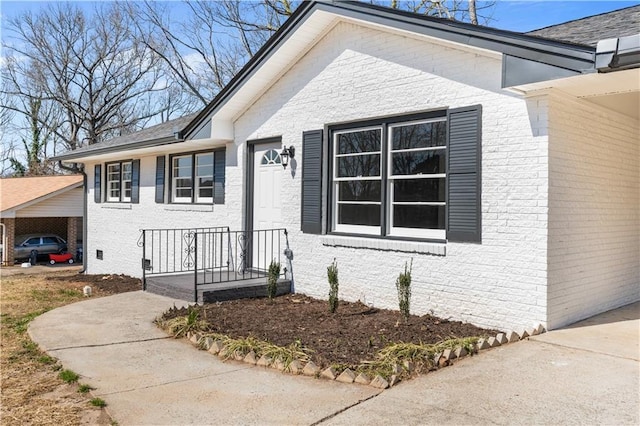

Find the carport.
[{"left": 0, "top": 175, "right": 83, "bottom": 265}]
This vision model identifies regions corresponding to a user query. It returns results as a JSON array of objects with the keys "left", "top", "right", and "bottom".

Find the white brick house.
[{"left": 55, "top": 2, "right": 639, "bottom": 331}]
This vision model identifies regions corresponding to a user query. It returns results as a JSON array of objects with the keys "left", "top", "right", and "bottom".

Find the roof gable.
[
  {"left": 0, "top": 175, "right": 83, "bottom": 213},
  {"left": 182, "top": 0, "right": 596, "bottom": 140}
]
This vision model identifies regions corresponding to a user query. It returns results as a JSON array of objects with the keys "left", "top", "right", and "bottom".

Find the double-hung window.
[
  {"left": 331, "top": 114, "right": 447, "bottom": 240},
  {"left": 106, "top": 161, "right": 132, "bottom": 202},
  {"left": 170, "top": 150, "right": 224, "bottom": 204}
]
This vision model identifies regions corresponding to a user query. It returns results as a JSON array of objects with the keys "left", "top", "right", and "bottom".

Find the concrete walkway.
[{"left": 30, "top": 293, "right": 639, "bottom": 425}]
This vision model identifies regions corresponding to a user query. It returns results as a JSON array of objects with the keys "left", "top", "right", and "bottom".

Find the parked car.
[{"left": 14, "top": 234, "right": 68, "bottom": 263}]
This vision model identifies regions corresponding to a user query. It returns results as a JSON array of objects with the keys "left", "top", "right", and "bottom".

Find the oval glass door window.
[{"left": 261, "top": 149, "right": 282, "bottom": 165}]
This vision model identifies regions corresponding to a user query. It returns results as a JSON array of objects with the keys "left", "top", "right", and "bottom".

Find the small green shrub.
[
  {"left": 267, "top": 260, "right": 281, "bottom": 299},
  {"left": 327, "top": 259, "right": 339, "bottom": 313},
  {"left": 90, "top": 397, "right": 106, "bottom": 407},
  {"left": 59, "top": 369, "right": 79, "bottom": 383},
  {"left": 396, "top": 259, "right": 413, "bottom": 322},
  {"left": 78, "top": 383, "right": 93, "bottom": 394}
]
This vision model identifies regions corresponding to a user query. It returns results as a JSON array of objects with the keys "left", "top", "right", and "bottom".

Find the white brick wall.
[
  {"left": 85, "top": 152, "right": 236, "bottom": 278},
  {"left": 234, "top": 22, "right": 549, "bottom": 331},
  {"left": 547, "top": 93, "right": 640, "bottom": 329}
]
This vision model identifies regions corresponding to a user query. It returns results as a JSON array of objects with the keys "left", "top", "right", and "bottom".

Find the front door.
[{"left": 249, "top": 141, "right": 283, "bottom": 271}]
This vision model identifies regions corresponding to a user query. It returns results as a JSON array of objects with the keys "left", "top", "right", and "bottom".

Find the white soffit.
[{"left": 511, "top": 68, "right": 640, "bottom": 119}]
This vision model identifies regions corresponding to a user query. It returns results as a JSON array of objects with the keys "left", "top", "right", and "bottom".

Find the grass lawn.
[{"left": 0, "top": 267, "right": 140, "bottom": 426}]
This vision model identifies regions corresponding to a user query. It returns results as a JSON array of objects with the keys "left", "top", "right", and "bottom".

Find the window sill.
[
  {"left": 164, "top": 204, "right": 214, "bottom": 212},
  {"left": 101, "top": 204, "right": 132, "bottom": 210},
  {"left": 320, "top": 235, "right": 446, "bottom": 256}
]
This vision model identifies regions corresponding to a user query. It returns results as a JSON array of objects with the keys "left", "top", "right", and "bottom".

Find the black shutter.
[
  {"left": 301, "top": 130, "right": 323, "bottom": 234},
  {"left": 155, "top": 156, "right": 165, "bottom": 203},
  {"left": 131, "top": 159, "right": 140, "bottom": 204},
  {"left": 447, "top": 105, "right": 482, "bottom": 243},
  {"left": 213, "top": 150, "right": 225, "bottom": 204},
  {"left": 94, "top": 164, "right": 102, "bottom": 203}
]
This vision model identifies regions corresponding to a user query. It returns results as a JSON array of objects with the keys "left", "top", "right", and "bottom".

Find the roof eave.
[{"left": 52, "top": 135, "right": 181, "bottom": 163}]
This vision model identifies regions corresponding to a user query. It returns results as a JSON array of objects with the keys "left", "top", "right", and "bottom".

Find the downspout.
[{"left": 59, "top": 161, "right": 87, "bottom": 274}]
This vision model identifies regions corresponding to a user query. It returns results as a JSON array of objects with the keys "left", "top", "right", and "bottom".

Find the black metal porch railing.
[{"left": 138, "top": 227, "right": 290, "bottom": 301}]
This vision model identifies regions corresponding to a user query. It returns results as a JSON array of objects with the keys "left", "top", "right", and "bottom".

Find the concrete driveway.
[{"left": 29, "top": 292, "right": 639, "bottom": 425}]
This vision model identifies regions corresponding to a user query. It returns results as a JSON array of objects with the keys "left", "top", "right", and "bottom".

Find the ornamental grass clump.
[
  {"left": 327, "top": 259, "right": 339, "bottom": 313},
  {"left": 396, "top": 259, "right": 413, "bottom": 322},
  {"left": 267, "top": 260, "right": 281, "bottom": 300}
]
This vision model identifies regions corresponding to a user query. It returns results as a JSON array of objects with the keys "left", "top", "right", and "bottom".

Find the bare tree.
[
  {"left": 373, "top": 0, "right": 494, "bottom": 25},
  {"left": 1, "top": 2, "right": 165, "bottom": 152},
  {"left": 129, "top": 0, "right": 298, "bottom": 114}
]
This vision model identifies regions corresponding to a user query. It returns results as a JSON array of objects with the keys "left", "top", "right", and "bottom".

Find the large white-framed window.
[
  {"left": 106, "top": 161, "right": 132, "bottom": 202},
  {"left": 332, "top": 127, "right": 382, "bottom": 235},
  {"left": 170, "top": 150, "right": 224, "bottom": 204},
  {"left": 330, "top": 114, "right": 447, "bottom": 240}
]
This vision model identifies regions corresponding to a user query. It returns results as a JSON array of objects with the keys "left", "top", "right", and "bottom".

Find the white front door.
[{"left": 251, "top": 142, "right": 283, "bottom": 270}]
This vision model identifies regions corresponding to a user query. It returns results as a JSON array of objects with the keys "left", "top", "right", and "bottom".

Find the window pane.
[
  {"left": 176, "top": 188, "right": 192, "bottom": 198},
  {"left": 173, "top": 156, "right": 192, "bottom": 177},
  {"left": 198, "top": 177, "right": 213, "bottom": 188},
  {"left": 391, "top": 150, "right": 445, "bottom": 175},
  {"left": 392, "top": 121, "right": 446, "bottom": 150},
  {"left": 338, "top": 204, "right": 380, "bottom": 226},
  {"left": 394, "top": 178, "right": 445, "bottom": 202},
  {"left": 338, "top": 181, "right": 381, "bottom": 202},
  {"left": 42, "top": 237, "right": 57, "bottom": 244},
  {"left": 337, "top": 154, "right": 380, "bottom": 177},
  {"left": 196, "top": 153, "right": 213, "bottom": 167},
  {"left": 26, "top": 238, "right": 40, "bottom": 245},
  {"left": 175, "top": 178, "right": 192, "bottom": 188},
  {"left": 393, "top": 205, "right": 445, "bottom": 229},
  {"left": 337, "top": 129, "right": 381, "bottom": 154},
  {"left": 199, "top": 188, "right": 213, "bottom": 198}
]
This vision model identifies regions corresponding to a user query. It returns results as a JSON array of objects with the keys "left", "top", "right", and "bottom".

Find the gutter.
[
  {"left": 596, "top": 34, "right": 640, "bottom": 72},
  {"left": 52, "top": 135, "right": 181, "bottom": 162}
]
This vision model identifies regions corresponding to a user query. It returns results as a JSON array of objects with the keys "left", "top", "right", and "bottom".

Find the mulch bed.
[
  {"left": 164, "top": 294, "right": 498, "bottom": 370},
  {"left": 50, "top": 274, "right": 142, "bottom": 295}
]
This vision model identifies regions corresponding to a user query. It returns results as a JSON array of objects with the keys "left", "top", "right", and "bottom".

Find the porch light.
[{"left": 280, "top": 145, "right": 295, "bottom": 169}]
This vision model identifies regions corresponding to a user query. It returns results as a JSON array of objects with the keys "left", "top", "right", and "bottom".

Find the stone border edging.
[{"left": 185, "top": 323, "right": 546, "bottom": 389}]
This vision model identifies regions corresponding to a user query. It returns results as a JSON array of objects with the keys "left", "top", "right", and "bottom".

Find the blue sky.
[{"left": 1, "top": 1, "right": 638, "bottom": 33}]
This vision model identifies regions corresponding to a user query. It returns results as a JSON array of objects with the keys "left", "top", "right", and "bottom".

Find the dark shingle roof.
[
  {"left": 527, "top": 5, "right": 640, "bottom": 47},
  {"left": 55, "top": 113, "right": 198, "bottom": 159}
]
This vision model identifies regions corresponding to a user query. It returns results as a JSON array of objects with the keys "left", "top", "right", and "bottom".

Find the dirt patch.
[
  {"left": 0, "top": 270, "right": 140, "bottom": 426},
  {"left": 165, "top": 294, "right": 497, "bottom": 371}
]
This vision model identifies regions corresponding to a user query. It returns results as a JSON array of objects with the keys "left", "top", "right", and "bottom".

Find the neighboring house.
[
  {"left": 0, "top": 175, "right": 84, "bottom": 264},
  {"left": 54, "top": 2, "right": 639, "bottom": 331}
]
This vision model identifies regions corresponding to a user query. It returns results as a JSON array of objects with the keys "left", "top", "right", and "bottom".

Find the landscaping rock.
[
  {"left": 302, "top": 361, "right": 320, "bottom": 377},
  {"left": 403, "top": 360, "right": 415, "bottom": 372},
  {"left": 256, "top": 355, "right": 272, "bottom": 367},
  {"left": 454, "top": 347, "right": 468, "bottom": 358},
  {"left": 389, "top": 375, "right": 400, "bottom": 387},
  {"left": 533, "top": 324, "right": 546, "bottom": 335},
  {"left": 496, "top": 333, "right": 508, "bottom": 344},
  {"left": 243, "top": 351, "right": 257, "bottom": 365},
  {"left": 438, "top": 356, "right": 449, "bottom": 368},
  {"left": 189, "top": 333, "right": 200, "bottom": 344},
  {"left": 287, "top": 360, "right": 303, "bottom": 374},
  {"left": 234, "top": 351, "right": 245, "bottom": 361},
  {"left": 476, "top": 339, "right": 490, "bottom": 350},
  {"left": 321, "top": 367, "right": 338, "bottom": 380},
  {"left": 354, "top": 373, "right": 372, "bottom": 385},
  {"left": 506, "top": 331, "right": 520, "bottom": 343},
  {"left": 487, "top": 336, "right": 501, "bottom": 348},
  {"left": 392, "top": 364, "right": 402, "bottom": 374},
  {"left": 208, "top": 340, "right": 224, "bottom": 355},
  {"left": 202, "top": 337, "right": 214, "bottom": 350},
  {"left": 442, "top": 348, "right": 456, "bottom": 360},
  {"left": 218, "top": 346, "right": 229, "bottom": 359},
  {"left": 370, "top": 375, "right": 389, "bottom": 389},
  {"left": 518, "top": 329, "right": 530, "bottom": 340},
  {"left": 272, "top": 358, "right": 286, "bottom": 371},
  {"left": 336, "top": 368, "right": 356, "bottom": 384}
]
